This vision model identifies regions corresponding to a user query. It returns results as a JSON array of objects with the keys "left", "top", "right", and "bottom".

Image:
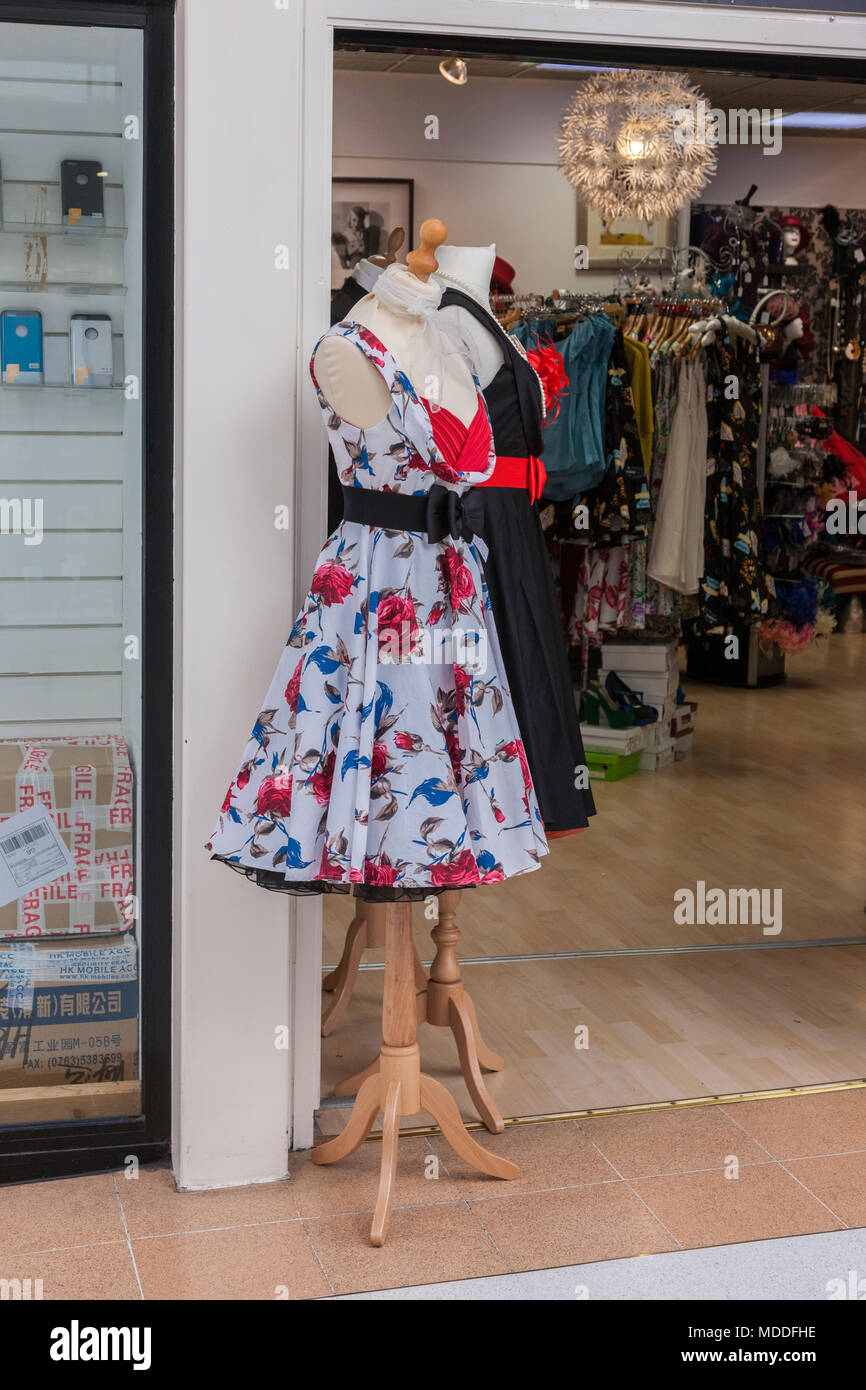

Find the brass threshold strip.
[{"left": 314, "top": 1078, "right": 866, "bottom": 1145}]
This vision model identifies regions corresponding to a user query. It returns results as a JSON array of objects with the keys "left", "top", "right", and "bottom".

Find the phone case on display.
[
  {"left": 1, "top": 310, "right": 44, "bottom": 385},
  {"left": 60, "top": 159, "right": 105, "bottom": 226},
  {"left": 70, "top": 313, "right": 113, "bottom": 387}
]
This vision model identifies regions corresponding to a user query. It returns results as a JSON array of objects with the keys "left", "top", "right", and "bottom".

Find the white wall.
[
  {"left": 174, "top": 0, "right": 305, "bottom": 1189},
  {"left": 334, "top": 70, "right": 866, "bottom": 293}
]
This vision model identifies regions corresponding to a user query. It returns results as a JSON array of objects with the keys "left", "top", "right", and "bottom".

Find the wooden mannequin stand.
[
  {"left": 328, "top": 891, "right": 507, "bottom": 1133},
  {"left": 321, "top": 903, "right": 426, "bottom": 1036},
  {"left": 313, "top": 902, "right": 518, "bottom": 1247}
]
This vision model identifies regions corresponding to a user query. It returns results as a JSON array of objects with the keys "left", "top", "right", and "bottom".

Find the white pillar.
[{"left": 173, "top": 0, "right": 309, "bottom": 1188}]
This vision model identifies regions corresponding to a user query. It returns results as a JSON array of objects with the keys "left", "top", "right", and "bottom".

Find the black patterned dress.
[{"left": 695, "top": 339, "right": 774, "bottom": 634}]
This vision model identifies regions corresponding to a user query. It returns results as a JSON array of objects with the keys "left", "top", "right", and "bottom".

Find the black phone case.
[{"left": 60, "top": 159, "right": 105, "bottom": 219}]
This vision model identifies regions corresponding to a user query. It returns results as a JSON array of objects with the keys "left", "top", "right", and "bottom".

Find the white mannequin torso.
[
  {"left": 434, "top": 243, "right": 505, "bottom": 390},
  {"left": 313, "top": 266, "right": 478, "bottom": 429}
]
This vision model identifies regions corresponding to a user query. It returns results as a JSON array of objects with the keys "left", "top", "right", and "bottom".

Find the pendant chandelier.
[{"left": 558, "top": 69, "right": 717, "bottom": 222}]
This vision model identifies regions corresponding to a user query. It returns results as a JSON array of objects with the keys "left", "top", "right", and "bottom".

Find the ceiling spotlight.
[{"left": 439, "top": 57, "right": 469, "bottom": 86}]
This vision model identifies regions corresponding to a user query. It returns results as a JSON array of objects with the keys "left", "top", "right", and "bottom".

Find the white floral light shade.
[{"left": 558, "top": 69, "right": 717, "bottom": 222}]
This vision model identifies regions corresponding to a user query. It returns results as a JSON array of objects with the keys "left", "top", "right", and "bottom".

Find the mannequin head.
[
  {"left": 777, "top": 215, "right": 810, "bottom": 265},
  {"left": 433, "top": 243, "right": 497, "bottom": 307}
]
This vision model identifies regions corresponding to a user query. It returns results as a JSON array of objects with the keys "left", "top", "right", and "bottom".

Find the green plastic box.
[{"left": 585, "top": 748, "right": 641, "bottom": 782}]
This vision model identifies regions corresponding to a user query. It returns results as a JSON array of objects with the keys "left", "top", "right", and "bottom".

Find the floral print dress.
[{"left": 206, "top": 321, "right": 549, "bottom": 901}]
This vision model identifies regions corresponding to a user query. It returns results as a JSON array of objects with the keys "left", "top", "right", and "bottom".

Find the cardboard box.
[
  {"left": 671, "top": 702, "right": 698, "bottom": 737},
  {"left": 580, "top": 724, "right": 649, "bottom": 755},
  {"left": 0, "top": 934, "right": 138, "bottom": 1088},
  {"left": 0, "top": 736, "right": 133, "bottom": 940},
  {"left": 639, "top": 740, "right": 676, "bottom": 772},
  {"left": 646, "top": 717, "right": 673, "bottom": 748},
  {"left": 601, "top": 640, "right": 679, "bottom": 674},
  {"left": 606, "top": 667, "right": 679, "bottom": 701}
]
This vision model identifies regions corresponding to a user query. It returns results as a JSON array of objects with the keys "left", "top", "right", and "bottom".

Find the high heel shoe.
[
  {"left": 584, "top": 680, "right": 636, "bottom": 728},
  {"left": 603, "top": 671, "right": 658, "bottom": 725}
]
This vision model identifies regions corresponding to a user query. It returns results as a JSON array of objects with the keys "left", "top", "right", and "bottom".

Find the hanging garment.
[
  {"left": 206, "top": 321, "right": 548, "bottom": 900},
  {"left": 580, "top": 329, "right": 652, "bottom": 539},
  {"left": 513, "top": 314, "right": 616, "bottom": 502},
  {"left": 696, "top": 339, "right": 774, "bottom": 634},
  {"left": 440, "top": 287, "right": 595, "bottom": 834},
  {"left": 647, "top": 357, "right": 708, "bottom": 594},
  {"left": 623, "top": 336, "right": 654, "bottom": 473},
  {"left": 570, "top": 545, "right": 629, "bottom": 648}
]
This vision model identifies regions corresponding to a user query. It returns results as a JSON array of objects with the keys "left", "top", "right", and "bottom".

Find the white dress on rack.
[{"left": 647, "top": 358, "right": 708, "bottom": 595}]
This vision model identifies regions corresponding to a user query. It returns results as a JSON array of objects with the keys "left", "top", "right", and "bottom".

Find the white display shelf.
[
  {"left": 0, "top": 381, "right": 125, "bottom": 393},
  {"left": 0, "top": 219, "right": 127, "bottom": 240},
  {"left": 0, "top": 279, "right": 126, "bottom": 295}
]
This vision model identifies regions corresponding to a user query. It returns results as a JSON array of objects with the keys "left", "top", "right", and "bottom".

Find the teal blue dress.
[{"left": 513, "top": 315, "right": 616, "bottom": 503}]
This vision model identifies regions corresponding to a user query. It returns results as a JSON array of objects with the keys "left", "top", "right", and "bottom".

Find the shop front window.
[{"left": 0, "top": 20, "right": 144, "bottom": 1126}]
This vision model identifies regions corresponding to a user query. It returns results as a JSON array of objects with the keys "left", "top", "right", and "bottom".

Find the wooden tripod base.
[
  {"left": 313, "top": 905, "right": 517, "bottom": 1247},
  {"left": 331, "top": 891, "right": 505, "bottom": 1133}
]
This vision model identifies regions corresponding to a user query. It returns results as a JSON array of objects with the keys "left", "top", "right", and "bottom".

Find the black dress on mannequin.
[
  {"left": 440, "top": 287, "right": 595, "bottom": 833},
  {"left": 326, "top": 275, "right": 369, "bottom": 535}
]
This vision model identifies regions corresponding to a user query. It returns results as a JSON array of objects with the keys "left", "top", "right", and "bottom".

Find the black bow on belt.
[
  {"left": 425, "top": 484, "right": 486, "bottom": 544},
  {"left": 341, "top": 482, "right": 486, "bottom": 544}
]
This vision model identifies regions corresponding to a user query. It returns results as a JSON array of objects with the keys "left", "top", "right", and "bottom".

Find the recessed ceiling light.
[
  {"left": 536, "top": 63, "right": 618, "bottom": 73},
  {"left": 780, "top": 111, "right": 866, "bottom": 129},
  {"left": 439, "top": 57, "right": 469, "bottom": 85}
]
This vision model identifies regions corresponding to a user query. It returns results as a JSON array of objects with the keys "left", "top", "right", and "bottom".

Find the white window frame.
[{"left": 174, "top": 0, "right": 866, "bottom": 1189}]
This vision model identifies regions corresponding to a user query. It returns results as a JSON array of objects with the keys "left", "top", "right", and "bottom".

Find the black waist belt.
[{"left": 342, "top": 482, "right": 485, "bottom": 544}]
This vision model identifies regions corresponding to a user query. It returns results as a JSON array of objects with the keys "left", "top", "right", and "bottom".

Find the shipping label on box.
[
  {"left": 0, "top": 736, "right": 134, "bottom": 940},
  {"left": 0, "top": 936, "right": 138, "bottom": 1087}
]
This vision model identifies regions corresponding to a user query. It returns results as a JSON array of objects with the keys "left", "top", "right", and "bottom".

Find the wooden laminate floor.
[
  {"left": 319, "top": 635, "right": 866, "bottom": 1124},
  {"left": 323, "top": 635, "right": 866, "bottom": 961}
]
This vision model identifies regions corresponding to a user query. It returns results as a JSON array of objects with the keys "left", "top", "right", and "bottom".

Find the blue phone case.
[{"left": 1, "top": 312, "right": 44, "bottom": 384}]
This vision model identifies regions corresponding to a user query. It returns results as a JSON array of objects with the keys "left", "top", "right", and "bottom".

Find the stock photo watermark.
[
  {"left": 379, "top": 620, "right": 488, "bottom": 672},
  {"left": 673, "top": 102, "right": 784, "bottom": 157},
  {"left": 0, "top": 496, "right": 43, "bottom": 545},
  {"left": 674, "top": 881, "right": 783, "bottom": 936}
]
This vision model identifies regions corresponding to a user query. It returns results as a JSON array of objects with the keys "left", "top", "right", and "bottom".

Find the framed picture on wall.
[
  {"left": 576, "top": 202, "right": 676, "bottom": 271},
  {"left": 331, "top": 178, "right": 414, "bottom": 289}
]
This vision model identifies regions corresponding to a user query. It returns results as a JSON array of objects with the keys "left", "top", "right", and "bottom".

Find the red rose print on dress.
[
  {"left": 394, "top": 731, "right": 422, "bottom": 753},
  {"left": 500, "top": 739, "right": 532, "bottom": 795},
  {"left": 311, "top": 562, "right": 354, "bottom": 606},
  {"left": 371, "top": 741, "right": 389, "bottom": 781},
  {"left": 444, "top": 724, "right": 464, "bottom": 785},
  {"left": 430, "top": 849, "right": 481, "bottom": 887},
  {"left": 364, "top": 857, "right": 399, "bottom": 886},
  {"left": 284, "top": 658, "right": 303, "bottom": 713},
  {"left": 318, "top": 845, "right": 345, "bottom": 880},
  {"left": 480, "top": 867, "right": 505, "bottom": 884},
  {"left": 436, "top": 546, "right": 476, "bottom": 611},
  {"left": 428, "top": 458, "right": 461, "bottom": 485},
  {"left": 309, "top": 750, "right": 336, "bottom": 805},
  {"left": 255, "top": 772, "right": 293, "bottom": 818},
  {"left": 377, "top": 593, "right": 419, "bottom": 660},
  {"left": 453, "top": 665, "right": 472, "bottom": 717}
]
